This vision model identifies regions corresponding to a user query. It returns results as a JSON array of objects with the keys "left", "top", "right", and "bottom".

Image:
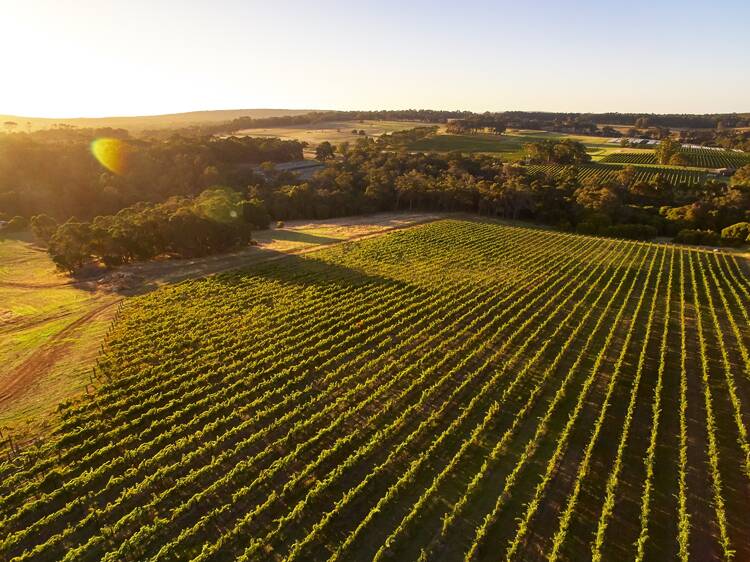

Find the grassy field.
[
  {"left": 0, "top": 235, "right": 118, "bottom": 441},
  {"left": 407, "top": 129, "right": 627, "bottom": 161},
  {"left": 234, "top": 119, "right": 439, "bottom": 154},
  {"left": 406, "top": 129, "right": 750, "bottom": 170},
  {"left": 1, "top": 219, "right": 748, "bottom": 561}
]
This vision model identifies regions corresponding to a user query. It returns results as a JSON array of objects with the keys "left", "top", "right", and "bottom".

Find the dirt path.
[{"left": 0, "top": 299, "right": 120, "bottom": 407}]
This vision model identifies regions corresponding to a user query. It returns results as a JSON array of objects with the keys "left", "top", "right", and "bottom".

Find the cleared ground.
[{"left": 1, "top": 220, "right": 748, "bottom": 561}]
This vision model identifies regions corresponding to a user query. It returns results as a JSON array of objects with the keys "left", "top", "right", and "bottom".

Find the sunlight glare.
[{"left": 91, "top": 138, "right": 129, "bottom": 175}]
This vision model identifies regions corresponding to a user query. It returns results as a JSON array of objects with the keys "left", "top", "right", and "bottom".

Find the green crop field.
[
  {"left": 1, "top": 220, "right": 749, "bottom": 561},
  {"left": 408, "top": 131, "right": 750, "bottom": 173},
  {"left": 529, "top": 163, "right": 710, "bottom": 186},
  {"left": 601, "top": 147, "right": 750, "bottom": 169},
  {"left": 407, "top": 130, "right": 623, "bottom": 161}
]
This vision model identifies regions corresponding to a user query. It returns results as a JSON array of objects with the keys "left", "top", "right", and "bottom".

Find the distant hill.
[{"left": 0, "top": 109, "right": 318, "bottom": 132}]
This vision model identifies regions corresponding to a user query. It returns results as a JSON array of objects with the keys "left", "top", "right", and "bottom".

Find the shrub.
[
  {"left": 674, "top": 228, "right": 719, "bottom": 246},
  {"left": 603, "top": 223, "right": 658, "bottom": 240},
  {"left": 575, "top": 222, "right": 599, "bottom": 235},
  {"left": 720, "top": 222, "right": 750, "bottom": 245},
  {"left": 30, "top": 214, "right": 59, "bottom": 243},
  {"left": 240, "top": 198, "right": 271, "bottom": 230}
]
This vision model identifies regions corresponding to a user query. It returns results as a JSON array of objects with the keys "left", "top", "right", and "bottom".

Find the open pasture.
[{"left": 233, "top": 120, "right": 438, "bottom": 151}]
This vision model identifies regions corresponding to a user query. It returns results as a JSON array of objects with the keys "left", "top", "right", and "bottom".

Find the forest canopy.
[
  {"left": 46, "top": 187, "right": 265, "bottom": 272},
  {"left": 0, "top": 130, "right": 302, "bottom": 220}
]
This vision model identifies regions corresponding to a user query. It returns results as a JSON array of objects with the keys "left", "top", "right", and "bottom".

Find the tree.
[
  {"left": 523, "top": 139, "right": 590, "bottom": 165},
  {"left": 674, "top": 228, "right": 719, "bottom": 246},
  {"left": 336, "top": 141, "right": 350, "bottom": 156},
  {"left": 668, "top": 152, "right": 692, "bottom": 167},
  {"left": 48, "top": 220, "right": 93, "bottom": 272},
  {"left": 575, "top": 184, "right": 621, "bottom": 215},
  {"left": 576, "top": 212, "right": 612, "bottom": 235},
  {"left": 394, "top": 170, "right": 430, "bottom": 210},
  {"left": 730, "top": 164, "right": 750, "bottom": 188},
  {"left": 30, "top": 214, "right": 59, "bottom": 243},
  {"left": 615, "top": 165, "right": 636, "bottom": 189},
  {"left": 721, "top": 222, "right": 750, "bottom": 244},
  {"left": 629, "top": 181, "right": 658, "bottom": 202},
  {"left": 494, "top": 180, "right": 533, "bottom": 220},
  {"left": 602, "top": 223, "right": 657, "bottom": 240},
  {"left": 654, "top": 137, "right": 681, "bottom": 165},
  {"left": 446, "top": 120, "right": 468, "bottom": 134},
  {"left": 193, "top": 187, "right": 244, "bottom": 223},
  {"left": 240, "top": 198, "right": 271, "bottom": 229},
  {"left": 315, "top": 141, "right": 335, "bottom": 161}
]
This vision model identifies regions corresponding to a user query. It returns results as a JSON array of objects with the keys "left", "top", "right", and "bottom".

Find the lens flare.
[{"left": 91, "top": 137, "right": 129, "bottom": 175}]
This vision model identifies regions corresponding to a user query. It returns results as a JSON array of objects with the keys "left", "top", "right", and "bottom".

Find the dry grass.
[{"left": 0, "top": 237, "right": 117, "bottom": 440}]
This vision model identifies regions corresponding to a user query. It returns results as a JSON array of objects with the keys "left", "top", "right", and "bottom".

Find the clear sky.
[{"left": 2, "top": 0, "right": 749, "bottom": 117}]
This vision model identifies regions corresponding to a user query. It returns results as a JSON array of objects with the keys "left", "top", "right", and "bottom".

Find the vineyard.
[
  {"left": 601, "top": 148, "right": 750, "bottom": 169},
  {"left": 528, "top": 163, "right": 709, "bottom": 186},
  {"left": 1, "top": 219, "right": 749, "bottom": 561}
]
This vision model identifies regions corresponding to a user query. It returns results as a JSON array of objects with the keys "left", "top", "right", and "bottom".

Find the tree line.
[
  {"left": 0, "top": 129, "right": 302, "bottom": 221},
  {"left": 35, "top": 187, "right": 269, "bottom": 272},
  {"left": 241, "top": 137, "right": 750, "bottom": 242},
  {"left": 152, "top": 109, "right": 750, "bottom": 139},
  {"left": 3, "top": 132, "right": 749, "bottom": 272}
]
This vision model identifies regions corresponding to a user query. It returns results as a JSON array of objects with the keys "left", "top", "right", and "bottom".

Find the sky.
[{"left": 1, "top": 0, "right": 749, "bottom": 117}]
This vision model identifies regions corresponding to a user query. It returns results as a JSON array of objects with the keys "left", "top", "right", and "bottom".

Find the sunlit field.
[
  {"left": 234, "top": 119, "right": 440, "bottom": 153},
  {"left": 0, "top": 236, "right": 117, "bottom": 440},
  {"left": 2, "top": 220, "right": 748, "bottom": 561}
]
